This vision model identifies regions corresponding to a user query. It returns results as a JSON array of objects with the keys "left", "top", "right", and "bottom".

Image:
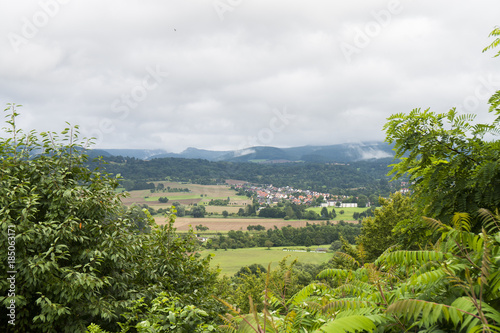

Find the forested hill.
[
  {"left": 90, "top": 156, "right": 398, "bottom": 196},
  {"left": 89, "top": 141, "right": 394, "bottom": 163}
]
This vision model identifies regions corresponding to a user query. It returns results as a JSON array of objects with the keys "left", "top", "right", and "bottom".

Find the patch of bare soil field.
[
  {"left": 204, "top": 206, "right": 242, "bottom": 214},
  {"left": 225, "top": 179, "right": 248, "bottom": 186},
  {"left": 155, "top": 217, "right": 358, "bottom": 231}
]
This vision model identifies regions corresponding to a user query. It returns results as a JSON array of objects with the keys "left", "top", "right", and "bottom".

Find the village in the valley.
[{"left": 233, "top": 183, "right": 366, "bottom": 207}]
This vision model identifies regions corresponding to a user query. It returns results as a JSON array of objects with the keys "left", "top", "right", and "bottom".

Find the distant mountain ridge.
[{"left": 90, "top": 142, "right": 395, "bottom": 163}]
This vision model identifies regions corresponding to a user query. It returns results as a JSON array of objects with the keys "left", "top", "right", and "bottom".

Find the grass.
[
  {"left": 199, "top": 246, "right": 332, "bottom": 276},
  {"left": 307, "top": 206, "right": 368, "bottom": 220}
]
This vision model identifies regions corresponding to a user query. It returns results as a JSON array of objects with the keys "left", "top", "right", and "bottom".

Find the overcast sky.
[{"left": 1, "top": 1, "right": 499, "bottom": 152}]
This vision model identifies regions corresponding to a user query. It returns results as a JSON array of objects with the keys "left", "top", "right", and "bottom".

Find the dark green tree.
[
  {"left": 357, "top": 194, "right": 368, "bottom": 208},
  {"left": 357, "top": 192, "right": 422, "bottom": 261},
  {"left": 320, "top": 207, "right": 329, "bottom": 218},
  {"left": 234, "top": 264, "right": 267, "bottom": 278},
  {"left": 191, "top": 205, "right": 206, "bottom": 218}
]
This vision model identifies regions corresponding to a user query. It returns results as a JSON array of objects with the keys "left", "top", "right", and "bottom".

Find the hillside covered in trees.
[{"left": 89, "top": 156, "right": 397, "bottom": 198}]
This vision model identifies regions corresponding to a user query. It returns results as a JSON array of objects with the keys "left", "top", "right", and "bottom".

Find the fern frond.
[
  {"left": 422, "top": 216, "right": 450, "bottom": 233},
  {"left": 481, "top": 303, "right": 500, "bottom": 328},
  {"left": 333, "top": 310, "right": 389, "bottom": 328},
  {"left": 469, "top": 324, "right": 500, "bottom": 333},
  {"left": 315, "top": 299, "right": 375, "bottom": 315},
  {"left": 264, "top": 289, "right": 283, "bottom": 309},
  {"left": 377, "top": 250, "right": 447, "bottom": 267},
  {"left": 487, "top": 270, "right": 500, "bottom": 301},
  {"left": 483, "top": 26, "right": 500, "bottom": 57},
  {"left": 409, "top": 266, "right": 449, "bottom": 286},
  {"left": 387, "top": 298, "right": 484, "bottom": 330},
  {"left": 333, "top": 280, "right": 376, "bottom": 298},
  {"left": 317, "top": 268, "right": 353, "bottom": 281},
  {"left": 289, "top": 283, "right": 331, "bottom": 306},
  {"left": 479, "top": 208, "right": 500, "bottom": 233},
  {"left": 332, "top": 307, "right": 378, "bottom": 318},
  {"left": 451, "top": 212, "right": 472, "bottom": 232},
  {"left": 452, "top": 230, "right": 486, "bottom": 257},
  {"left": 335, "top": 251, "right": 360, "bottom": 268},
  {"left": 314, "top": 315, "right": 377, "bottom": 333}
]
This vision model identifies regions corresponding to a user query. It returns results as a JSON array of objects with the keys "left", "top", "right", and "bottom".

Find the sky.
[{"left": 1, "top": 1, "right": 499, "bottom": 153}]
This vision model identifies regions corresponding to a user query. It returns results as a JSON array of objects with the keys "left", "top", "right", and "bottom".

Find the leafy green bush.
[
  {"left": 221, "top": 210, "right": 500, "bottom": 332},
  {"left": 86, "top": 294, "right": 218, "bottom": 333},
  {"left": 0, "top": 105, "right": 220, "bottom": 332}
]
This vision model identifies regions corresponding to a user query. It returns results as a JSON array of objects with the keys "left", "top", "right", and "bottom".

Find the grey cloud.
[{"left": 1, "top": 0, "right": 499, "bottom": 152}]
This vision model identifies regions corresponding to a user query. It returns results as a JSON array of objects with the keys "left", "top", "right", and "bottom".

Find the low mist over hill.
[{"left": 91, "top": 142, "right": 394, "bottom": 163}]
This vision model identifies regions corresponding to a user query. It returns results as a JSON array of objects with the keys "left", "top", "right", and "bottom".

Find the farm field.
[
  {"left": 199, "top": 246, "right": 333, "bottom": 276},
  {"left": 307, "top": 206, "right": 368, "bottom": 221},
  {"left": 204, "top": 205, "right": 242, "bottom": 214},
  {"left": 120, "top": 181, "right": 252, "bottom": 208},
  {"left": 156, "top": 217, "right": 325, "bottom": 232},
  {"left": 121, "top": 182, "right": 360, "bottom": 229}
]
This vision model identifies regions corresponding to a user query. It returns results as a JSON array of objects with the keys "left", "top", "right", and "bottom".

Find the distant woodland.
[{"left": 89, "top": 156, "right": 397, "bottom": 198}]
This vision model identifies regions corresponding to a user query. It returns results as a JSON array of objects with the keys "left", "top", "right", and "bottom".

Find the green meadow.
[
  {"left": 306, "top": 206, "right": 368, "bottom": 220},
  {"left": 199, "top": 246, "right": 332, "bottom": 276}
]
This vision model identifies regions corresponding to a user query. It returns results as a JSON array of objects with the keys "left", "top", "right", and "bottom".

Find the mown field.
[
  {"left": 306, "top": 206, "right": 368, "bottom": 221},
  {"left": 199, "top": 246, "right": 333, "bottom": 276}
]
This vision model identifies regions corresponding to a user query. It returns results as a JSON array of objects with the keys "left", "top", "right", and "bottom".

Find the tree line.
[{"left": 204, "top": 221, "right": 361, "bottom": 250}]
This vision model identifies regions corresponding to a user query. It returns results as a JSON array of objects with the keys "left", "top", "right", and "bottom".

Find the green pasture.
[
  {"left": 307, "top": 206, "right": 367, "bottom": 220},
  {"left": 199, "top": 246, "right": 332, "bottom": 276},
  {"left": 126, "top": 181, "right": 251, "bottom": 206}
]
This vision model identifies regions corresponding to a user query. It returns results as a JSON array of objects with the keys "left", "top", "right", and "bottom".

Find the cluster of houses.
[
  {"left": 399, "top": 181, "right": 410, "bottom": 194},
  {"left": 320, "top": 201, "right": 359, "bottom": 208},
  {"left": 234, "top": 183, "right": 364, "bottom": 207}
]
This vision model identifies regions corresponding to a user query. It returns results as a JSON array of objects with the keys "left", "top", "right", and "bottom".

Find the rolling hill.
[{"left": 91, "top": 141, "right": 394, "bottom": 163}]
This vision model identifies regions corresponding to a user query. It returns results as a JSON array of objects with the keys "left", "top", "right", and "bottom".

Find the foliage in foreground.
[
  {"left": 85, "top": 294, "right": 218, "bottom": 333},
  {"left": 0, "top": 105, "right": 220, "bottom": 332},
  {"left": 384, "top": 107, "right": 500, "bottom": 227},
  {"left": 221, "top": 209, "right": 500, "bottom": 332}
]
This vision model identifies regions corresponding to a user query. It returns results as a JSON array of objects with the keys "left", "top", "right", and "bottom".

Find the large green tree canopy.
[
  {"left": 383, "top": 100, "right": 500, "bottom": 226},
  {"left": 0, "top": 105, "right": 219, "bottom": 332}
]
